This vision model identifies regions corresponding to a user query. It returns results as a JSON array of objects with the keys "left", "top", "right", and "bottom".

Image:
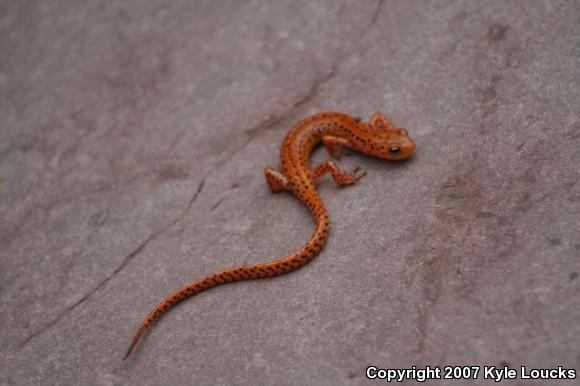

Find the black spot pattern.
[{"left": 124, "top": 112, "right": 373, "bottom": 360}]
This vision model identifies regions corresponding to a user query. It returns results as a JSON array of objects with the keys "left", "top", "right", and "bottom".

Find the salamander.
[{"left": 123, "top": 111, "right": 416, "bottom": 359}]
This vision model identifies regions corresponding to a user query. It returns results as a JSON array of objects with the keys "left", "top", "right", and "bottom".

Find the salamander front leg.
[
  {"left": 312, "top": 160, "right": 366, "bottom": 187},
  {"left": 370, "top": 111, "right": 395, "bottom": 130},
  {"left": 322, "top": 136, "right": 350, "bottom": 159},
  {"left": 264, "top": 167, "right": 289, "bottom": 192}
]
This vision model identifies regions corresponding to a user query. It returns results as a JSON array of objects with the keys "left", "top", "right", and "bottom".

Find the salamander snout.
[{"left": 384, "top": 128, "right": 416, "bottom": 160}]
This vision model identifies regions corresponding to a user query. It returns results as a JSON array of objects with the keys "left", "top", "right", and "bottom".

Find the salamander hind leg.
[
  {"left": 264, "top": 167, "right": 289, "bottom": 192},
  {"left": 312, "top": 160, "right": 367, "bottom": 187}
]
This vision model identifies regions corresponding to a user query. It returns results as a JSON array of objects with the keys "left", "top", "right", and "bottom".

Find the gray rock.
[{"left": 1, "top": 1, "right": 579, "bottom": 385}]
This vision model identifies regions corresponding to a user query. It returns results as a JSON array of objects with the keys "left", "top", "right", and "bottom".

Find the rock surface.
[{"left": 1, "top": 1, "right": 579, "bottom": 385}]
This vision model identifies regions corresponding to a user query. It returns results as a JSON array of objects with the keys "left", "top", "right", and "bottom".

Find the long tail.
[{"left": 123, "top": 198, "right": 328, "bottom": 360}]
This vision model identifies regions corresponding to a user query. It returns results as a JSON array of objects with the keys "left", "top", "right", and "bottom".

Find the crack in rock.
[
  {"left": 18, "top": 0, "right": 385, "bottom": 350},
  {"left": 372, "top": 0, "right": 385, "bottom": 26},
  {"left": 215, "top": 0, "right": 384, "bottom": 172},
  {"left": 20, "top": 178, "right": 205, "bottom": 348}
]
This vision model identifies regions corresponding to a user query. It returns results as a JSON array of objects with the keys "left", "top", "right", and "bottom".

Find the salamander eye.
[{"left": 389, "top": 146, "right": 401, "bottom": 155}]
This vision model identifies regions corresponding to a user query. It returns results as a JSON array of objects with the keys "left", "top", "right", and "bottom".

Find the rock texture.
[{"left": 1, "top": 1, "right": 579, "bottom": 385}]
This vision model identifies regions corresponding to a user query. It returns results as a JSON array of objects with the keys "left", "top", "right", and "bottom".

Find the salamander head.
[{"left": 359, "top": 112, "right": 416, "bottom": 160}]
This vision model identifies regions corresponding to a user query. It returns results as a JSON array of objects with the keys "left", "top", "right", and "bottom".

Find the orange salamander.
[{"left": 124, "top": 111, "right": 416, "bottom": 359}]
